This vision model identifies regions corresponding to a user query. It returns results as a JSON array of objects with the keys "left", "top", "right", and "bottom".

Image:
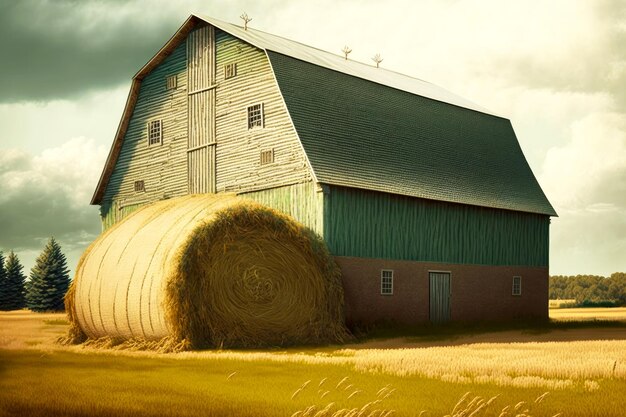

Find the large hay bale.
[{"left": 66, "top": 194, "right": 348, "bottom": 349}]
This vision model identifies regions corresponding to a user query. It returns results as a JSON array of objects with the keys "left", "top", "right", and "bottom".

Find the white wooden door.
[{"left": 187, "top": 25, "right": 216, "bottom": 194}]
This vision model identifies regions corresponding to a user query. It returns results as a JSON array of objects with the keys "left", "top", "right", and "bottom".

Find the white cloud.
[
  {"left": 550, "top": 208, "right": 626, "bottom": 276},
  {"left": 485, "top": 88, "right": 614, "bottom": 173},
  {"left": 36, "top": 138, "right": 108, "bottom": 205},
  {"left": 1, "top": 137, "right": 107, "bottom": 208},
  {"left": 0, "top": 138, "right": 107, "bottom": 275},
  {"left": 539, "top": 113, "right": 626, "bottom": 275},
  {"left": 0, "top": 86, "right": 128, "bottom": 154},
  {"left": 540, "top": 113, "right": 626, "bottom": 210}
]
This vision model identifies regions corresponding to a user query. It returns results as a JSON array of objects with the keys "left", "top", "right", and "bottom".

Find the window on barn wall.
[
  {"left": 381, "top": 270, "right": 394, "bottom": 295},
  {"left": 260, "top": 149, "right": 274, "bottom": 165},
  {"left": 148, "top": 120, "right": 162, "bottom": 146},
  {"left": 134, "top": 180, "right": 145, "bottom": 192},
  {"left": 166, "top": 75, "right": 177, "bottom": 90},
  {"left": 224, "top": 63, "right": 237, "bottom": 79},
  {"left": 512, "top": 276, "right": 522, "bottom": 296},
  {"left": 247, "top": 103, "right": 264, "bottom": 129}
]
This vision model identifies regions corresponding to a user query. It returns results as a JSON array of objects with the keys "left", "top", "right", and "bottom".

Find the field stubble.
[{"left": 1, "top": 311, "right": 626, "bottom": 416}]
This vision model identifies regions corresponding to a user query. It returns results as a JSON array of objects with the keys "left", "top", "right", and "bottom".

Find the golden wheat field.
[
  {"left": 548, "top": 299, "right": 577, "bottom": 309},
  {"left": 1, "top": 310, "right": 626, "bottom": 416},
  {"left": 549, "top": 306, "right": 626, "bottom": 321}
]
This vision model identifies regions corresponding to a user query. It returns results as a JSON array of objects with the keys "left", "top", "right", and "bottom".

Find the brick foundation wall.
[{"left": 335, "top": 256, "right": 549, "bottom": 326}]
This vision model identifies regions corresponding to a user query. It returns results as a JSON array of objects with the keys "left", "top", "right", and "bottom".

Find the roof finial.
[
  {"left": 341, "top": 46, "right": 352, "bottom": 60},
  {"left": 240, "top": 12, "right": 252, "bottom": 30},
  {"left": 372, "top": 53, "right": 383, "bottom": 68}
]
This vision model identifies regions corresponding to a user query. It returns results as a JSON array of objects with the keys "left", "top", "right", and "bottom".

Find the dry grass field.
[
  {"left": 1, "top": 310, "right": 626, "bottom": 416},
  {"left": 549, "top": 306, "right": 626, "bottom": 321},
  {"left": 548, "top": 299, "right": 576, "bottom": 309}
]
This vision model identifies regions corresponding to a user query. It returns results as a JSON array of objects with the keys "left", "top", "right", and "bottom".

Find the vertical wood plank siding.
[
  {"left": 214, "top": 30, "right": 310, "bottom": 192},
  {"left": 187, "top": 25, "right": 216, "bottom": 193},
  {"left": 240, "top": 182, "right": 323, "bottom": 236},
  {"left": 324, "top": 186, "right": 550, "bottom": 267},
  {"left": 429, "top": 272, "right": 451, "bottom": 323},
  {"left": 100, "top": 202, "right": 145, "bottom": 231},
  {"left": 100, "top": 40, "right": 188, "bottom": 227}
]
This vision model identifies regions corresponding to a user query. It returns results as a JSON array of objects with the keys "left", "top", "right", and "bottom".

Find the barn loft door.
[
  {"left": 429, "top": 272, "right": 451, "bottom": 323},
  {"left": 187, "top": 25, "right": 216, "bottom": 194}
]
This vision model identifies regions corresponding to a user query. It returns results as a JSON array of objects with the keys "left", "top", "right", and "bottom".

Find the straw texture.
[{"left": 66, "top": 194, "right": 348, "bottom": 349}]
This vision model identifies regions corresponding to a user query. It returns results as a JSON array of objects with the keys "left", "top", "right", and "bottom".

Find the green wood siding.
[
  {"left": 240, "top": 182, "right": 323, "bottom": 236},
  {"left": 102, "top": 41, "right": 188, "bottom": 208},
  {"left": 324, "top": 186, "right": 549, "bottom": 267},
  {"left": 100, "top": 202, "right": 145, "bottom": 231}
]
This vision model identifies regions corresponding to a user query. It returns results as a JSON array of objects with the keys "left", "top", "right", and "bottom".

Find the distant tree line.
[
  {"left": 550, "top": 273, "right": 626, "bottom": 306},
  {"left": 0, "top": 238, "right": 70, "bottom": 312}
]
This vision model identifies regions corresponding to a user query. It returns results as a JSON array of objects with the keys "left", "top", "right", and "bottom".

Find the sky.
[{"left": 0, "top": 0, "right": 624, "bottom": 278}]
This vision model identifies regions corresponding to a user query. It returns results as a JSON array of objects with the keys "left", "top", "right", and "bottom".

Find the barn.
[{"left": 90, "top": 14, "right": 556, "bottom": 328}]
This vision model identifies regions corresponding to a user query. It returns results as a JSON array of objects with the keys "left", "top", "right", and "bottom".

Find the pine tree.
[
  {"left": 0, "top": 251, "right": 26, "bottom": 310},
  {"left": 26, "top": 238, "right": 70, "bottom": 312}
]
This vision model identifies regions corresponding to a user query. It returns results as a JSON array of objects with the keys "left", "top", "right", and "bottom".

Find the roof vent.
[
  {"left": 341, "top": 46, "right": 352, "bottom": 60},
  {"left": 240, "top": 12, "right": 252, "bottom": 30},
  {"left": 372, "top": 53, "right": 383, "bottom": 68}
]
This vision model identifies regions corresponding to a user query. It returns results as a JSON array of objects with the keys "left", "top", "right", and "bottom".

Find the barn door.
[
  {"left": 429, "top": 272, "right": 451, "bottom": 323},
  {"left": 187, "top": 25, "right": 216, "bottom": 194}
]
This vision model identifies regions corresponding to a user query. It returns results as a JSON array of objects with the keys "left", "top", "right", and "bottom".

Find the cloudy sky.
[{"left": 0, "top": 0, "right": 624, "bottom": 278}]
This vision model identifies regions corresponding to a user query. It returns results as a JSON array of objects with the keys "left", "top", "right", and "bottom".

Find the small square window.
[
  {"left": 247, "top": 103, "right": 264, "bottom": 129},
  {"left": 134, "top": 180, "right": 145, "bottom": 192},
  {"left": 148, "top": 120, "right": 162, "bottom": 146},
  {"left": 260, "top": 149, "right": 274, "bottom": 165},
  {"left": 512, "top": 276, "right": 522, "bottom": 296},
  {"left": 224, "top": 63, "right": 237, "bottom": 79},
  {"left": 381, "top": 270, "right": 393, "bottom": 295},
  {"left": 166, "top": 75, "right": 177, "bottom": 90}
]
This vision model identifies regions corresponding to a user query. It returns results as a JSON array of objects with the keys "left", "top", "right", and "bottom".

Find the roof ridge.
[
  {"left": 194, "top": 14, "right": 500, "bottom": 118},
  {"left": 203, "top": 15, "right": 437, "bottom": 86}
]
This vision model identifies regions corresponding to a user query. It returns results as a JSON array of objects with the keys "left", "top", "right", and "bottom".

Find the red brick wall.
[{"left": 335, "top": 256, "right": 549, "bottom": 326}]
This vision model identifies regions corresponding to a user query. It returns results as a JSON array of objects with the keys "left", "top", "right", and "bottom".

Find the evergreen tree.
[
  {"left": 0, "top": 251, "right": 26, "bottom": 310},
  {"left": 26, "top": 238, "right": 70, "bottom": 312}
]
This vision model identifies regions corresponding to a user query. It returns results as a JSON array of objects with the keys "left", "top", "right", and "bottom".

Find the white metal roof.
[{"left": 195, "top": 14, "right": 498, "bottom": 117}]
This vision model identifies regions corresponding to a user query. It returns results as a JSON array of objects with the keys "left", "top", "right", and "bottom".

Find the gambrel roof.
[{"left": 92, "top": 14, "right": 556, "bottom": 217}]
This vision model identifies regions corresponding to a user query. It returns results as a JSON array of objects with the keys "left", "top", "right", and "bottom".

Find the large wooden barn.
[{"left": 92, "top": 14, "right": 556, "bottom": 326}]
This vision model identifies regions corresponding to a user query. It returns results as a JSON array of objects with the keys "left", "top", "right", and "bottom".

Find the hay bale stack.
[{"left": 67, "top": 194, "right": 348, "bottom": 349}]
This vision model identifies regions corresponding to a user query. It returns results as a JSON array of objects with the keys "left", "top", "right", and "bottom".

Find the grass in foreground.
[
  {"left": 2, "top": 311, "right": 626, "bottom": 416},
  {"left": 1, "top": 349, "right": 625, "bottom": 417}
]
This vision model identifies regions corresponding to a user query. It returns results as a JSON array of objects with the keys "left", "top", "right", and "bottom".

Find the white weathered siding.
[
  {"left": 101, "top": 25, "right": 312, "bottom": 229},
  {"left": 102, "top": 41, "right": 188, "bottom": 209},
  {"left": 187, "top": 25, "right": 216, "bottom": 193},
  {"left": 215, "top": 30, "right": 311, "bottom": 192}
]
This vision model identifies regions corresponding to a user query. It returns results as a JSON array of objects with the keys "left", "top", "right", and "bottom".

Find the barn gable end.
[
  {"left": 98, "top": 19, "right": 312, "bottom": 227},
  {"left": 101, "top": 41, "right": 189, "bottom": 227}
]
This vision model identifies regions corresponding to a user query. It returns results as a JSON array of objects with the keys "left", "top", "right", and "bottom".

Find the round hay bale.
[{"left": 66, "top": 194, "right": 348, "bottom": 349}]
